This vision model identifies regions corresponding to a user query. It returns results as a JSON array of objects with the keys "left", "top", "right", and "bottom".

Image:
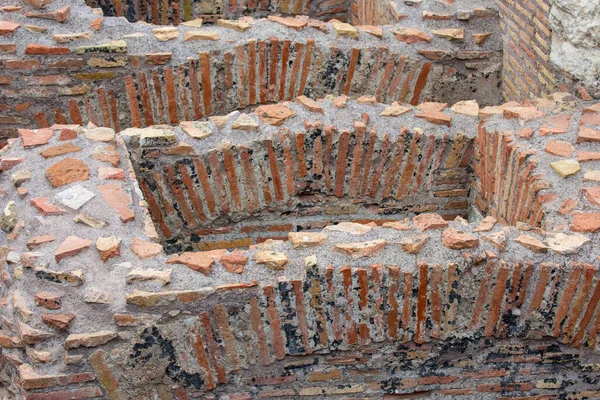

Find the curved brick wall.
[{"left": 0, "top": 0, "right": 503, "bottom": 140}]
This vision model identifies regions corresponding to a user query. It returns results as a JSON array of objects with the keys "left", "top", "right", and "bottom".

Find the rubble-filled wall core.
[{"left": 1, "top": 0, "right": 600, "bottom": 399}]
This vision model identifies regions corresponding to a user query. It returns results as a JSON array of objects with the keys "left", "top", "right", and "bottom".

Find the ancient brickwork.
[
  {"left": 0, "top": 0, "right": 503, "bottom": 140},
  {"left": 1, "top": 93, "right": 600, "bottom": 398},
  {"left": 128, "top": 99, "right": 476, "bottom": 251},
  {"left": 497, "top": 0, "right": 561, "bottom": 101},
  {"left": 1, "top": 0, "right": 600, "bottom": 398}
]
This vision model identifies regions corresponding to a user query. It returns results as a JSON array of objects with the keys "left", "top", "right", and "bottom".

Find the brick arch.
[{"left": 100, "top": 258, "right": 600, "bottom": 398}]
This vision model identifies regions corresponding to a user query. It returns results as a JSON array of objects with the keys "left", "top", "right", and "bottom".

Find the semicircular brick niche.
[{"left": 126, "top": 98, "right": 551, "bottom": 253}]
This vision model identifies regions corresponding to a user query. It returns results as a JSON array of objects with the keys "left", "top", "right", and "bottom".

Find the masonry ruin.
[{"left": 1, "top": 0, "right": 600, "bottom": 399}]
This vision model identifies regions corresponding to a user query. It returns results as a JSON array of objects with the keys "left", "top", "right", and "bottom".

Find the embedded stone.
[
  {"left": 27, "top": 235, "right": 55, "bottom": 250},
  {"left": 442, "top": 228, "right": 479, "bottom": 249},
  {"left": 30, "top": 198, "right": 66, "bottom": 216},
  {"left": 84, "top": 288, "right": 111, "bottom": 304},
  {"left": 181, "top": 18, "right": 203, "bottom": 28},
  {"left": 324, "top": 221, "right": 373, "bottom": 235},
  {"left": 64, "top": 331, "right": 116, "bottom": 350},
  {"left": 582, "top": 187, "right": 600, "bottom": 206},
  {"left": 382, "top": 221, "right": 412, "bottom": 230},
  {"left": 42, "top": 313, "right": 75, "bottom": 331},
  {"left": 218, "top": 19, "right": 251, "bottom": 32},
  {"left": 330, "top": 19, "right": 358, "bottom": 38},
  {"left": 25, "top": 5, "right": 71, "bottom": 23},
  {"left": 232, "top": 114, "right": 259, "bottom": 131},
  {"left": 381, "top": 105, "right": 412, "bottom": 116},
  {"left": 167, "top": 250, "right": 226, "bottom": 275},
  {"left": 152, "top": 27, "right": 179, "bottom": 41},
  {"left": 219, "top": 250, "right": 248, "bottom": 274},
  {"left": 26, "top": 347, "right": 51, "bottom": 363},
  {"left": 35, "top": 292, "right": 61, "bottom": 309},
  {"left": 0, "top": 157, "right": 25, "bottom": 171},
  {"left": 333, "top": 95, "right": 348, "bottom": 108},
  {"left": 515, "top": 235, "right": 548, "bottom": 253},
  {"left": 209, "top": 111, "right": 239, "bottom": 129},
  {"left": 578, "top": 126, "right": 600, "bottom": 143},
  {"left": 40, "top": 143, "right": 82, "bottom": 159},
  {"left": 450, "top": 100, "right": 479, "bottom": 116},
  {"left": 503, "top": 106, "right": 545, "bottom": 120},
  {"left": 45, "top": 158, "right": 89, "bottom": 187},
  {"left": 357, "top": 25, "right": 383, "bottom": 38},
  {"left": 473, "top": 216, "right": 497, "bottom": 232},
  {"left": 396, "top": 234, "right": 429, "bottom": 254},
  {"left": 545, "top": 140, "right": 574, "bottom": 157},
  {"left": 55, "top": 236, "right": 92, "bottom": 261},
  {"left": 584, "top": 170, "right": 600, "bottom": 182},
  {"left": 139, "top": 129, "right": 176, "bottom": 147},
  {"left": 180, "top": 121, "right": 213, "bottom": 139},
  {"left": 432, "top": 28, "right": 464, "bottom": 40},
  {"left": 546, "top": 233, "right": 590, "bottom": 255},
  {"left": 160, "top": 142, "right": 194, "bottom": 156},
  {"left": 18, "top": 128, "right": 53, "bottom": 147},
  {"left": 333, "top": 239, "right": 387, "bottom": 258},
  {"left": 254, "top": 251, "right": 290, "bottom": 270},
  {"left": 34, "top": 267, "right": 84, "bottom": 285},
  {"left": 20, "top": 252, "right": 42, "bottom": 268},
  {"left": 0, "top": 201, "right": 17, "bottom": 233},
  {"left": 267, "top": 15, "right": 307, "bottom": 30},
  {"left": 357, "top": 95, "right": 377, "bottom": 104},
  {"left": 417, "top": 102, "right": 448, "bottom": 112},
  {"left": 10, "top": 169, "right": 31, "bottom": 187},
  {"left": 571, "top": 213, "right": 600, "bottom": 232},
  {"left": 0, "top": 21, "right": 20, "bottom": 36},
  {"left": 97, "top": 183, "right": 134, "bottom": 222},
  {"left": 19, "top": 322, "right": 54, "bottom": 345},
  {"left": 184, "top": 30, "right": 219, "bottom": 41},
  {"left": 74, "top": 213, "right": 108, "bottom": 229},
  {"left": 416, "top": 111, "right": 452, "bottom": 126},
  {"left": 53, "top": 31, "right": 91, "bottom": 43},
  {"left": 550, "top": 159, "right": 580, "bottom": 177},
  {"left": 126, "top": 288, "right": 215, "bottom": 307},
  {"left": 96, "top": 236, "right": 121, "bottom": 262},
  {"left": 92, "top": 144, "right": 120, "bottom": 166},
  {"left": 473, "top": 32, "right": 492, "bottom": 44},
  {"left": 98, "top": 166, "right": 125, "bottom": 180},
  {"left": 131, "top": 238, "right": 163, "bottom": 259},
  {"left": 295, "top": 95, "right": 324, "bottom": 113},
  {"left": 289, "top": 232, "right": 328, "bottom": 248},
  {"left": 413, "top": 213, "right": 448, "bottom": 230},
  {"left": 392, "top": 27, "right": 432, "bottom": 43},
  {"left": 255, "top": 104, "right": 297, "bottom": 126},
  {"left": 126, "top": 268, "right": 172, "bottom": 285},
  {"left": 13, "top": 291, "right": 33, "bottom": 321},
  {"left": 84, "top": 127, "right": 115, "bottom": 142},
  {"left": 54, "top": 184, "right": 95, "bottom": 210}
]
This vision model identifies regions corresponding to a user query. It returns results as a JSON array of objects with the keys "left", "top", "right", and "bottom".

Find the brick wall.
[
  {"left": 86, "top": 0, "right": 348, "bottom": 24},
  {"left": 18, "top": 259, "right": 600, "bottom": 399},
  {"left": 0, "top": 1, "right": 503, "bottom": 139},
  {"left": 472, "top": 123, "right": 552, "bottom": 227},
  {"left": 497, "top": 0, "right": 561, "bottom": 101}
]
